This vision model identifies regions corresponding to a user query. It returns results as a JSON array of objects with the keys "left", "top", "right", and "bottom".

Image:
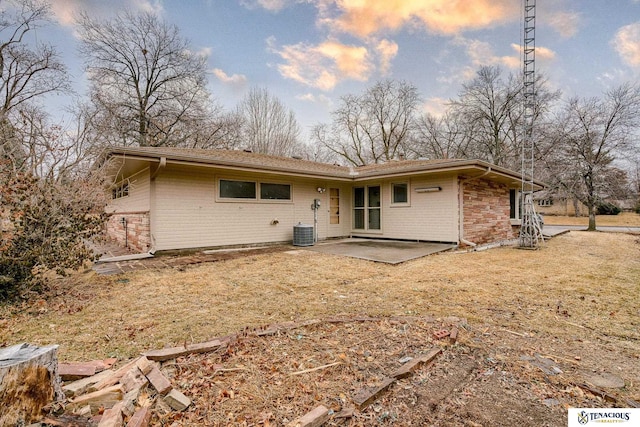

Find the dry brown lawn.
[
  {"left": 1, "top": 231, "right": 639, "bottom": 425},
  {"left": 543, "top": 212, "right": 640, "bottom": 226}
]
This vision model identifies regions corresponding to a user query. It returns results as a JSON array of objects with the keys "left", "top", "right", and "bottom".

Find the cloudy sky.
[{"left": 34, "top": 0, "right": 640, "bottom": 137}]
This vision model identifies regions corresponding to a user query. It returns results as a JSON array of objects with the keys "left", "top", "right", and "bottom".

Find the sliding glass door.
[{"left": 353, "top": 185, "right": 381, "bottom": 231}]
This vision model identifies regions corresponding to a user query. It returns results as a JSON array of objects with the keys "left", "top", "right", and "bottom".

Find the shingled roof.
[
  {"left": 103, "top": 146, "right": 543, "bottom": 187},
  {"left": 104, "top": 146, "right": 352, "bottom": 179}
]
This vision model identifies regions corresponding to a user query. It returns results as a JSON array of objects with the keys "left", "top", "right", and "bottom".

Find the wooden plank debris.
[
  {"left": 121, "top": 388, "right": 140, "bottom": 418},
  {"left": 59, "top": 363, "right": 98, "bottom": 381},
  {"left": 88, "top": 359, "right": 139, "bottom": 393},
  {"left": 145, "top": 367, "right": 172, "bottom": 395},
  {"left": 142, "top": 338, "right": 228, "bottom": 362},
  {"left": 352, "top": 377, "right": 396, "bottom": 410},
  {"left": 63, "top": 369, "right": 116, "bottom": 398},
  {"left": 120, "top": 366, "right": 148, "bottom": 393},
  {"left": 285, "top": 405, "right": 330, "bottom": 427},
  {"left": 126, "top": 407, "right": 151, "bottom": 427},
  {"left": 256, "top": 319, "right": 322, "bottom": 336},
  {"left": 77, "top": 405, "right": 92, "bottom": 417},
  {"left": 134, "top": 357, "right": 156, "bottom": 376},
  {"left": 333, "top": 407, "right": 355, "bottom": 419},
  {"left": 67, "top": 384, "right": 124, "bottom": 413},
  {"left": 97, "top": 401, "right": 124, "bottom": 427},
  {"left": 163, "top": 389, "right": 191, "bottom": 411},
  {"left": 391, "top": 348, "right": 441, "bottom": 380},
  {"left": 59, "top": 359, "right": 118, "bottom": 382},
  {"left": 623, "top": 398, "right": 640, "bottom": 409},
  {"left": 41, "top": 414, "right": 97, "bottom": 427},
  {"left": 289, "top": 362, "right": 341, "bottom": 376}
]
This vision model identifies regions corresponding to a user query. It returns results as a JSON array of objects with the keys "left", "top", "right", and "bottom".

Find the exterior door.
[
  {"left": 353, "top": 185, "right": 381, "bottom": 231},
  {"left": 327, "top": 187, "right": 344, "bottom": 238}
]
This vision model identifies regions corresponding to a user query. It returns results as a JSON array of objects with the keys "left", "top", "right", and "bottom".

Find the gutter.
[
  {"left": 150, "top": 156, "right": 166, "bottom": 179},
  {"left": 458, "top": 167, "right": 492, "bottom": 248}
]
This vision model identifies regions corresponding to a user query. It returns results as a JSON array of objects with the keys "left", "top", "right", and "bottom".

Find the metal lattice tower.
[{"left": 519, "top": 0, "right": 544, "bottom": 248}]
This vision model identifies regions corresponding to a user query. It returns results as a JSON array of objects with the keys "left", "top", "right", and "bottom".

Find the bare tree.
[
  {"left": 450, "top": 66, "right": 522, "bottom": 168},
  {"left": 0, "top": 0, "right": 68, "bottom": 116},
  {"left": 411, "top": 110, "right": 475, "bottom": 160},
  {"left": 237, "top": 87, "right": 301, "bottom": 156},
  {"left": 543, "top": 83, "right": 640, "bottom": 230},
  {"left": 183, "top": 110, "right": 244, "bottom": 150},
  {"left": 77, "top": 10, "right": 211, "bottom": 147},
  {"left": 0, "top": 0, "right": 69, "bottom": 169},
  {"left": 450, "top": 66, "right": 560, "bottom": 169},
  {"left": 314, "top": 79, "right": 420, "bottom": 166}
]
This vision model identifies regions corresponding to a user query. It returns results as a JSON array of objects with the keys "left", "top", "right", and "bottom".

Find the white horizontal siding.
[
  {"left": 106, "top": 168, "right": 150, "bottom": 213},
  {"left": 152, "top": 166, "right": 338, "bottom": 250},
  {"left": 352, "top": 175, "right": 458, "bottom": 242}
]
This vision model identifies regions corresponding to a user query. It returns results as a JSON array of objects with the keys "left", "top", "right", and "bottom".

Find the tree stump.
[{"left": 0, "top": 343, "right": 63, "bottom": 426}]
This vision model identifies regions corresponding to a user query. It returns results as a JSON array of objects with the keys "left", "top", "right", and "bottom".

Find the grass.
[
  {"left": 3, "top": 231, "right": 638, "bottom": 424},
  {"left": 543, "top": 211, "right": 640, "bottom": 226},
  {"left": 1, "top": 232, "right": 638, "bottom": 364}
]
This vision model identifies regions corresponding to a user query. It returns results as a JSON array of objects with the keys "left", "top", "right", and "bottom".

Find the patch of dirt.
[{"left": 146, "top": 316, "right": 629, "bottom": 427}]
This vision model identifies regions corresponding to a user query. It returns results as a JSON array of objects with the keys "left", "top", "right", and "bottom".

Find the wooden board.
[
  {"left": 391, "top": 348, "right": 441, "bottom": 379},
  {"left": 352, "top": 377, "right": 396, "bottom": 410},
  {"left": 286, "top": 405, "right": 330, "bottom": 427},
  {"left": 143, "top": 338, "right": 228, "bottom": 362}
]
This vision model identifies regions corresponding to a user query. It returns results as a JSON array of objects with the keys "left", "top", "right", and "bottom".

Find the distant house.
[
  {"left": 100, "top": 147, "right": 543, "bottom": 253},
  {"left": 534, "top": 191, "right": 635, "bottom": 216},
  {"left": 534, "top": 192, "right": 587, "bottom": 216}
]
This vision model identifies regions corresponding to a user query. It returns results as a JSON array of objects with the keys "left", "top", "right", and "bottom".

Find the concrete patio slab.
[{"left": 305, "top": 239, "right": 456, "bottom": 264}]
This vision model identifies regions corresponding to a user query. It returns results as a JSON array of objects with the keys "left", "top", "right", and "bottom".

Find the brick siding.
[
  {"left": 105, "top": 212, "right": 151, "bottom": 252},
  {"left": 462, "top": 178, "right": 517, "bottom": 245}
]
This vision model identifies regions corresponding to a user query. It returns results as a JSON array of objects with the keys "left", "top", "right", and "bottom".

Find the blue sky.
[{"left": 33, "top": 0, "right": 640, "bottom": 139}]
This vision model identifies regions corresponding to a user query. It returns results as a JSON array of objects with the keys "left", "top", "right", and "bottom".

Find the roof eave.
[
  {"left": 102, "top": 148, "right": 545, "bottom": 189},
  {"left": 103, "top": 147, "right": 353, "bottom": 181}
]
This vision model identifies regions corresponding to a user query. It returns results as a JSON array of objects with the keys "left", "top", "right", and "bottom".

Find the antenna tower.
[{"left": 519, "top": 0, "right": 544, "bottom": 248}]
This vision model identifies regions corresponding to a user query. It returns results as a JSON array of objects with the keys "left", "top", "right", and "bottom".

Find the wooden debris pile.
[
  {"left": 37, "top": 315, "right": 464, "bottom": 426},
  {"left": 43, "top": 353, "right": 195, "bottom": 427},
  {"left": 161, "top": 315, "right": 463, "bottom": 425}
]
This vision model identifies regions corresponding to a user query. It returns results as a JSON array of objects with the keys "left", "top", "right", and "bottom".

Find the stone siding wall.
[
  {"left": 462, "top": 178, "right": 517, "bottom": 245},
  {"left": 105, "top": 212, "right": 151, "bottom": 252}
]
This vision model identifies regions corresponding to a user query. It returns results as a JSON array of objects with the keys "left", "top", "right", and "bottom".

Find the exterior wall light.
[{"left": 415, "top": 186, "right": 442, "bottom": 193}]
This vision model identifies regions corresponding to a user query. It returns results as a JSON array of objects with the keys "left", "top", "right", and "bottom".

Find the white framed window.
[
  {"left": 111, "top": 179, "right": 129, "bottom": 200},
  {"left": 391, "top": 182, "right": 409, "bottom": 205},
  {"left": 537, "top": 199, "right": 553, "bottom": 207},
  {"left": 260, "top": 182, "right": 291, "bottom": 200},
  {"left": 218, "top": 178, "right": 292, "bottom": 202},
  {"left": 219, "top": 179, "right": 256, "bottom": 199}
]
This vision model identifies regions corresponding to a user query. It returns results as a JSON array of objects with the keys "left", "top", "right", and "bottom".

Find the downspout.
[
  {"left": 150, "top": 156, "right": 166, "bottom": 179},
  {"left": 148, "top": 157, "right": 166, "bottom": 254},
  {"left": 458, "top": 167, "right": 491, "bottom": 248}
]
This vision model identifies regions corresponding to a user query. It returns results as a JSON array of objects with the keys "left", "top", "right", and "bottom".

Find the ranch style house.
[{"left": 100, "top": 147, "right": 543, "bottom": 253}]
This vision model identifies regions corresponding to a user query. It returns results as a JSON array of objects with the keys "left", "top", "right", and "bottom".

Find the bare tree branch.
[{"left": 77, "top": 10, "right": 212, "bottom": 147}]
